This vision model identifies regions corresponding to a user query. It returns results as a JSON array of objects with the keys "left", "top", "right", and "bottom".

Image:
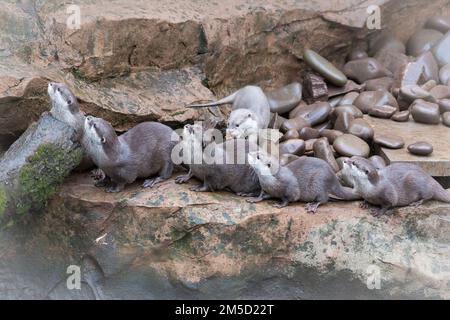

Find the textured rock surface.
[
  {"left": 0, "top": 113, "right": 82, "bottom": 225},
  {"left": 1, "top": 173, "right": 450, "bottom": 299}
]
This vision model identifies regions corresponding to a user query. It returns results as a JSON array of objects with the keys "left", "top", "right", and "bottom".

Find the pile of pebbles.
[{"left": 269, "top": 15, "right": 450, "bottom": 170}]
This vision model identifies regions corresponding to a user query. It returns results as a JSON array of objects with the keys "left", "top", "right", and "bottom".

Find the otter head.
[
  {"left": 248, "top": 149, "right": 280, "bottom": 176},
  {"left": 84, "top": 116, "right": 118, "bottom": 150},
  {"left": 343, "top": 156, "right": 379, "bottom": 185},
  {"left": 48, "top": 82, "right": 79, "bottom": 113},
  {"left": 226, "top": 109, "right": 259, "bottom": 139},
  {"left": 48, "top": 82, "right": 82, "bottom": 130},
  {"left": 182, "top": 120, "right": 220, "bottom": 148}
]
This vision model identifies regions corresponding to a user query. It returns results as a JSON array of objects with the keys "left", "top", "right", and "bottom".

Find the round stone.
[
  {"left": 391, "top": 110, "right": 410, "bottom": 122},
  {"left": 364, "top": 77, "right": 393, "bottom": 91},
  {"left": 353, "top": 90, "right": 398, "bottom": 114},
  {"left": 443, "top": 111, "right": 450, "bottom": 127},
  {"left": 301, "top": 101, "right": 332, "bottom": 126},
  {"left": 313, "top": 138, "right": 340, "bottom": 172},
  {"left": 399, "top": 85, "right": 436, "bottom": 103},
  {"left": 426, "top": 16, "right": 450, "bottom": 33},
  {"left": 406, "top": 29, "right": 443, "bottom": 57},
  {"left": 439, "top": 64, "right": 450, "bottom": 85},
  {"left": 347, "top": 118, "right": 374, "bottom": 141},
  {"left": 407, "top": 142, "right": 433, "bottom": 156},
  {"left": 280, "top": 154, "right": 301, "bottom": 166},
  {"left": 281, "top": 116, "right": 309, "bottom": 133},
  {"left": 430, "top": 85, "right": 450, "bottom": 100},
  {"left": 347, "top": 48, "right": 368, "bottom": 61},
  {"left": 369, "top": 105, "right": 397, "bottom": 118},
  {"left": 374, "top": 134, "right": 405, "bottom": 149},
  {"left": 320, "top": 129, "right": 343, "bottom": 144},
  {"left": 343, "top": 58, "right": 391, "bottom": 84},
  {"left": 333, "top": 134, "right": 370, "bottom": 158},
  {"left": 332, "top": 104, "right": 363, "bottom": 120},
  {"left": 281, "top": 129, "right": 300, "bottom": 141},
  {"left": 438, "top": 99, "right": 450, "bottom": 113},
  {"left": 334, "top": 112, "right": 354, "bottom": 132},
  {"left": 431, "top": 31, "right": 450, "bottom": 67},
  {"left": 339, "top": 92, "right": 359, "bottom": 106},
  {"left": 410, "top": 99, "right": 441, "bottom": 124},
  {"left": 303, "top": 49, "right": 348, "bottom": 86},
  {"left": 279, "top": 139, "right": 306, "bottom": 156},
  {"left": 298, "top": 127, "right": 320, "bottom": 140}
]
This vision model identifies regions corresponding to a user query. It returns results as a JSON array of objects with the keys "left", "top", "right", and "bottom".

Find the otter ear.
[{"left": 100, "top": 137, "right": 106, "bottom": 144}]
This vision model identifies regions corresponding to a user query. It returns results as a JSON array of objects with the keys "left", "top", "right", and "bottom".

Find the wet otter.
[
  {"left": 187, "top": 86, "right": 271, "bottom": 139},
  {"left": 83, "top": 116, "right": 179, "bottom": 192},
  {"left": 342, "top": 156, "right": 450, "bottom": 216},
  {"left": 247, "top": 151, "right": 360, "bottom": 212},
  {"left": 174, "top": 122, "right": 260, "bottom": 196}
]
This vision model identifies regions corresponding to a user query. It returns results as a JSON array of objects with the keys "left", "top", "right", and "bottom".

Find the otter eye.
[
  {"left": 248, "top": 114, "right": 251, "bottom": 118},
  {"left": 256, "top": 155, "right": 260, "bottom": 160},
  {"left": 365, "top": 170, "right": 369, "bottom": 174},
  {"left": 267, "top": 163, "right": 271, "bottom": 168},
  {"left": 236, "top": 124, "right": 239, "bottom": 128},
  {"left": 67, "top": 99, "right": 72, "bottom": 104},
  {"left": 101, "top": 137, "right": 106, "bottom": 144},
  {"left": 57, "top": 88, "right": 61, "bottom": 92}
]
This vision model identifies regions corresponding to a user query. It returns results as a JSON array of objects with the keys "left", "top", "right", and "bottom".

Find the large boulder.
[{"left": 0, "top": 113, "right": 82, "bottom": 226}]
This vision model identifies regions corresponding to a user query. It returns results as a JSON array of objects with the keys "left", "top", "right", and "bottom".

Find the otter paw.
[
  {"left": 190, "top": 185, "right": 208, "bottom": 192},
  {"left": 143, "top": 177, "right": 163, "bottom": 188},
  {"left": 273, "top": 201, "right": 288, "bottom": 208},
  {"left": 306, "top": 202, "right": 320, "bottom": 214},
  {"left": 409, "top": 200, "right": 424, "bottom": 208},
  {"left": 247, "top": 197, "right": 263, "bottom": 203},
  {"left": 105, "top": 185, "right": 123, "bottom": 193},
  {"left": 359, "top": 201, "right": 370, "bottom": 209},
  {"left": 90, "top": 168, "right": 105, "bottom": 181},
  {"left": 175, "top": 175, "right": 190, "bottom": 184},
  {"left": 237, "top": 192, "right": 258, "bottom": 197}
]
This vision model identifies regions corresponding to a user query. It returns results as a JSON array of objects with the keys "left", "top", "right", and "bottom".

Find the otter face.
[
  {"left": 84, "top": 116, "right": 116, "bottom": 147},
  {"left": 343, "top": 157, "right": 378, "bottom": 184},
  {"left": 248, "top": 150, "right": 279, "bottom": 176},
  {"left": 227, "top": 109, "right": 258, "bottom": 139},
  {"left": 48, "top": 83, "right": 78, "bottom": 112},
  {"left": 182, "top": 123, "right": 203, "bottom": 145}
]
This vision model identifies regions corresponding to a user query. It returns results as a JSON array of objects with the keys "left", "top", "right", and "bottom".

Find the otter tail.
[
  {"left": 330, "top": 181, "right": 361, "bottom": 201},
  {"left": 433, "top": 185, "right": 450, "bottom": 203},
  {"left": 187, "top": 91, "right": 238, "bottom": 108}
]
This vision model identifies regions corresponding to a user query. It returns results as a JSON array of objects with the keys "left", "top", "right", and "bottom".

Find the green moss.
[{"left": 17, "top": 143, "right": 82, "bottom": 214}]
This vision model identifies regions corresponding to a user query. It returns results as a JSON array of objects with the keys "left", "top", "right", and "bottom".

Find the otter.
[
  {"left": 247, "top": 151, "right": 360, "bottom": 212},
  {"left": 187, "top": 85, "right": 271, "bottom": 139},
  {"left": 48, "top": 82, "right": 85, "bottom": 138},
  {"left": 174, "top": 122, "right": 260, "bottom": 196},
  {"left": 47, "top": 82, "right": 103, "bottom": 176},
  {"left": 83, "top": 116, "right": 179, "bottom": 192},
  {"left": 342, "top": 156, "right": 450, "bottom": 216}
]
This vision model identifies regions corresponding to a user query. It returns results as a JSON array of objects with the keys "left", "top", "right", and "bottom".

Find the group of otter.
[{"left": 48, "top": 82, "right": 450, "bottom": 216}]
